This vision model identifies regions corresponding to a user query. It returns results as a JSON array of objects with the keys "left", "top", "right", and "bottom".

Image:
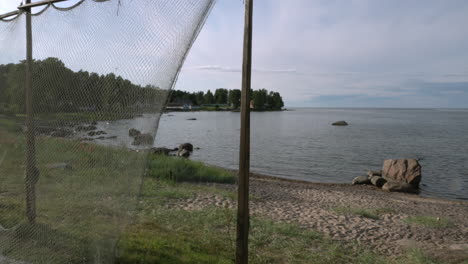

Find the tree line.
[
  {"left": 0, "top": 57, "right": 167, "bottom": 114},
  {"left": 169, "top": 88, "right": 284, "bottom": 110},
  {"left": 0, "top": 57, "right": 284, "bottom": 114}
]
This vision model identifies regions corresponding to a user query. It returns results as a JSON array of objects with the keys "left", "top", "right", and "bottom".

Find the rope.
[
  {"left": 30, "top": 2, "right": 51, "bottom": 16},
  {"left": 52, "top": 0, "right": 86, "bottom": 11}
]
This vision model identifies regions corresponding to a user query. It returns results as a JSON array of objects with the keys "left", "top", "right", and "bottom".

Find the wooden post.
[
  {"left": 236, "top": 0, "right": 253, "bottom": 263},
  {"left": 25, "top": 0, "right": 38, "bottom": 224}
]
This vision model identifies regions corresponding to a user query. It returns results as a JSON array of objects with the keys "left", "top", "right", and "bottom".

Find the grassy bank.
[
  {"left": 0, "top": 121, "right": 451, "bottom": 263},
  {"left": 0, "top": 111, "right": 143, "bottom": 127}
]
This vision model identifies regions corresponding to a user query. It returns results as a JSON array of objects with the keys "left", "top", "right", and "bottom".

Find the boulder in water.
[
  {"left": 129, "top": 128, "right": 141, "bottom": 137},
  {"left": 332, "top": 121, "right": 348, "bottom": 126},
  {"left": 382, "top": 159, "right": 421, "bottom": 188},
  {"left": 177, "top": 143, "right": 194, "bottom": 157},
  {"left": 179, "top": 143, "right": 193, "bottom": 152}
]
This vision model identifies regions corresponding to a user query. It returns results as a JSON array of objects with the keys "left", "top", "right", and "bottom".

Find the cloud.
[{"left": 174, "top": 0, "right": 468, "bottom": 108}]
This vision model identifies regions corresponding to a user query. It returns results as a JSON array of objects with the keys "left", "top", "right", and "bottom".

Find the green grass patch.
[
  {"left": 398, "top": 248, "right": 444, "bottom": 264},
  {"left": 332, "top": 207, "right": 399, "bottom": 220},
  {"left": 147, "top": 155, "right": 236, "bottom": 184},
  {"left": 0, "top": 118, "right": 22, "bottom": 133},
  {"left": 116, "top": 207, "right": 386, "bottom": 264},
  {"left": 374, "top": 207, "right": 396, "bottom": 214},
  {"left": 0, "top": 127, "right": 146, "bottom": 263},
  {"left": 403, "top": 216, "right": 454, "bottom": 228}
]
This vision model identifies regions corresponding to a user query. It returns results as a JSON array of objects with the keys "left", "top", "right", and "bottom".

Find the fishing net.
[{"left": 0, "top": 0, "right": 215, "bottom": 263}]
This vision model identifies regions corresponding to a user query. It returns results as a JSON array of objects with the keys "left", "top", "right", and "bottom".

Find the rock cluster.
[
  {"left": 149, "top": 143, "right": 195, "bottom": 158},
  {"left": 177, "top": 143, "right": 193, "bottom": 157},
  {"left": 352, "top": 159, "right": 422, "bottom": 194}
]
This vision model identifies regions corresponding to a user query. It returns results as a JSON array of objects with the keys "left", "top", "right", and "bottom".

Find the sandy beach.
[{"left": 166, "top": 173, "right": 468, "bottom": 260}]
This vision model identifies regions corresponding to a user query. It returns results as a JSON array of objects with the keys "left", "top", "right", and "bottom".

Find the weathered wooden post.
[
  {"left": 236, "top": 0, "right": 253, "bottom": 263},
  {"left": 24, "top": 0, "right": 38, "bottom": 224}
]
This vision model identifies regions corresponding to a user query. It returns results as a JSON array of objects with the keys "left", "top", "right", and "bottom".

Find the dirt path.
[{"left": 167, "top": 175, "right": 468, "bottom": 259}]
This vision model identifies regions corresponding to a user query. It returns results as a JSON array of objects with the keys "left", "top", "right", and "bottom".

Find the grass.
[
  {"left": 0, "top": 118, "right": 22, "bottom": 133},
  {"left": 403, "top": 216, "right": 454, "bottom": 228},
  {"left": 146, "top": 154, "right": 236, "bottom": 184},
  {"left": 119, "top": 178, "right": 446, "bottom": 264},
  {"left": 12, "top": 112, "right": 139, "bottom": 123},
  {"left": 117, "top": 200, "right": 384, "bottom": 264},
  {"left": 0, "top": 126, "right": 145, "bottom": 263}
]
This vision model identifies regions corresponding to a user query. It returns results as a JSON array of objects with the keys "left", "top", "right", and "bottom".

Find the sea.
[{"left": 91, "top": 108, "right": 468, "bottom": 201}]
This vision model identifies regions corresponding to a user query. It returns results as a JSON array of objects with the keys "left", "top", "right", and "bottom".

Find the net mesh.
[{"left": 0, "top": 0, "right": 215, "bottom": 263}]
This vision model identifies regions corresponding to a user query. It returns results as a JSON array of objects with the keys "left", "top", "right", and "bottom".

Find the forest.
[
  {"left": 169, "top": 88, "right": 284, "bottom": 110},
  {"left": 0, "top": 58, "right": 166, "bottom": 114},
  {"left": 0, "top": 57, "right": 284, "bottom": 115}
]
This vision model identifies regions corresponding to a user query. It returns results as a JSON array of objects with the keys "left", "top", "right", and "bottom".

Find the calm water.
[{"left": 94, "top": 108, "right": 468, "bottom": 201}]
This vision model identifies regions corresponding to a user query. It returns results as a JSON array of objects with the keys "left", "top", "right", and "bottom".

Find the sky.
[{"left": 1, "top": 0, "right": 468, "bottom": 108}]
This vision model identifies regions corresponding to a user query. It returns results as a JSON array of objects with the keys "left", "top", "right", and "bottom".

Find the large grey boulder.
[
  {"left": 382, "top": 159, "right": 422, "bottom": 188},
  {"left": 352, "top": 176, "right": 371, "bottom": 185},
  {"left": 382, "top": 182, "right": 418, "bottom": 193}
]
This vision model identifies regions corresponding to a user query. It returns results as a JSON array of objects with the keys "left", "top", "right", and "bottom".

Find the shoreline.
[
  {"left": 218, "top": 165, "right": 468, "bottom": 204},
  {"left": 167, "top": 164, "right": 468, "bottom": 258}
]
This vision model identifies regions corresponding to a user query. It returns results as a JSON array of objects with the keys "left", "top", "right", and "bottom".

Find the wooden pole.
[
  {"left": 25, "top": 0, "right": 38, "bottom": 224},
  {"left": 236, "top": 0, "right": 253, "bottom": 263}
]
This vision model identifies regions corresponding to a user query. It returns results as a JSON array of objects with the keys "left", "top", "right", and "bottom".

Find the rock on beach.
[
  {"left": 352, "top": 176, "right": 371, "bottom": 185},
  {"left": 370, "top": 176, "right": 387, "bottom": 187},
  {"left": 382, "top": 159, "right": 421, "bottom": 188},
  {"left": 382, "top": 182, "right": 418, "bottom": 193}
]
